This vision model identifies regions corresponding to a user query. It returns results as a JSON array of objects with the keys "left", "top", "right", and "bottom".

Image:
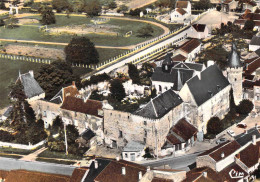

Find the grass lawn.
[
  {"left": 38, "top": 150, "right": 82, "bottom": 160},
  {"left": 0, "top": 147, "right": 34, "bottom": 155},
  {"left": 0, "top": 153, "right": 22, "bottom": 159},
  {"left": 0, "top": 15, "right": 164, "bottom": 47},
  {"left": 36, "top": 157, "right": 76, "bottom": 165},
  {"left": 0, "top": 58, "right": 43, "bottom": 109}
]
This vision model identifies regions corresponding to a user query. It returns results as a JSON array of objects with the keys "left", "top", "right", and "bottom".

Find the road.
[
  {"left": 0, "top": 157, "right": 75, "bottom": 176},
  {"left": 141, "top": 152, "right": 203, "bottom": 170}
]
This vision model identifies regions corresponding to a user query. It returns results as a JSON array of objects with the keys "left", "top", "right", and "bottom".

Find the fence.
[{"left": 0, "top": 53, "right": 53, "bottom": 64}]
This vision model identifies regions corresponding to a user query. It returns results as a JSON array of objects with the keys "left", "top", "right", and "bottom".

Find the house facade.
[
  {"left": 170, "top": 1, "right": 191, "bottom": 23},
  {"left": 188, "top": 24, "right": 209, "bottom": 39}
]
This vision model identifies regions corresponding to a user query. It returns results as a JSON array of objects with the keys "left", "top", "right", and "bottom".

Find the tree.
[
  {"left": 128, "top": 63, "right": 140, "bottom": 84},
  {"left": 0, "top": 19, "right": 4, "bottom": 27},
  {"left": 216, "top": 5, "right": 221, "bottom": 11},
  {"left": 244, "top": 20, "right": 255, "bottom": 31},
  {"left": 137, "top": 24, "right": 154, "bottom": 38},
  {"left": 64, "top": 37, "right": 99, "bottom": 65},
  {"left": 0, "top": 0, "right": 6, "bottom": 9},
  {"left": 236, "top": 99, "right": 254, "bottom": 115},
  {"left": 207, "top": 117, "right": 223, "bottom": 135},
  {"left": 129, "top": 8, "right": 141, "bottom": 16},
  {"left": 119, "top": 5, "right": 128, "bottom": 13},
  {"left": 193, "top": 0, "right": 212, "bottom": 10},
  {"left": 84, "top": 0, "right": 101, "bottom": 16},
  {"left": 109, "top": 79, "right": 126, "bottom": 101},
  {"left": 52, "top": 0, "right": 71, "bottom": 12},
  {"left": 0, "top": 130, "right": 14, "bottom": 142},
  {"left": 39, "top": 5, "right": 56, "bottom": 25},
  {"left": 35, "top": 61, "right": 81, "bottom": 99},
  {"left": 108, "top": 1, "right": 117, "bottom": 9},
  {"left": 82, "top": 73, "right": 111, "bottom": 87},
  {"left": 155, "top": 0, "right": 175, "bottom": 9}
]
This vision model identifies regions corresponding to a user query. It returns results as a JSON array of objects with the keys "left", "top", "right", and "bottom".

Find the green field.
[{"left": 0, "top": 15, "right": 164, "bottom": 47}]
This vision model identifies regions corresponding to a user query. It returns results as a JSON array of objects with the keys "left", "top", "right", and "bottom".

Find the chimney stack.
[
  {"left": 221, "top": 152, "right": 225, "bottom": 158},
  {"left": 147, "top": 166, "right": 151, "bottom": 171},
  {"left": 252, "top": 135, "right": 256, "bottom": 145},
  {"left": 202, "top": 171, "right": 207, "bottom": 178},
  {"left": 72, "top": 81, "right": 75, "bottom": 87},
  {"left": 116, "top": 157, "right": 120, "bottom": 161},
  {"left": 122, "top": 167, "right": 126, "bottom": 175},
  {"left": 138, "top": 171, "right": 142, "bottom": 180},
  {"left": 94, "top": 160, "right": 98, "bottom": 169},
  {"left": 244, "top": 130, "right": 248, "bottom": 134}
]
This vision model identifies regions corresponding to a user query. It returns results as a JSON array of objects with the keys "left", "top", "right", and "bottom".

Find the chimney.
[
  {"left": 29, "top": 70, "right": 34, "bottom": 78},
  {"left": 122, "top": 167, "right": 126, "bottom": 175},
  {"left": 116, "top": 156, "right": 120, "bottom": 161},
  {"left": 221, "top": 152, "right": 225, "bottom": 158},
  {"left": 147, "top": 166, "right": 151, "bottom": 171},
  {"left": 138, "top": 171, "right": 142, "bottom": 180},
  {"left": 94, "top": 160, "right": 98, "bottom": 169},
  {"left": 72, "top": 81, "right": 75, "bottom": 87},
  {"left": 202, "top": 171, "right": 207, "bottom": 178},
  {"left": 244, "top": 130, "right": 248, "bottom": 134},
  {"left": 252, "top": 135, "right": 256, "bottom": 145}
]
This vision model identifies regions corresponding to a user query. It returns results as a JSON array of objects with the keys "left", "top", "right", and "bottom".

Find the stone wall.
[{"left": 196, "top": 155, "right": 216, "bottom": 170}]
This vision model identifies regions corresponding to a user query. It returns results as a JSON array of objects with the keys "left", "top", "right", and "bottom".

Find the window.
[
  {"left": 144, "top": 138, "right": 146, "bottom": 143},
  {"left": 144, "top": 121, "right": 147, "bottom": 125},
  {"left": 119, "top": 130, "right": 123, "bottom": 138},
  {"left": 124, "top": 153, "right": 128, "bottom": 158},
  {"left": 43, "top": 111, "right": 47, "bottom": 117},
  {"left": 257, "top": 95, "right": 260, "bottom": 101},
  {"left": 144, "top": 130, "right": 147, "bottom": 137},
  {"left": 234, "top": 78, "right": 237, "bottom": 81}
]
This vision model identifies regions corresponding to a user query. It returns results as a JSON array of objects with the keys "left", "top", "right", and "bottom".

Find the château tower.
[{"left": 225, "top": 43, "right": 243, "bottom": 105}]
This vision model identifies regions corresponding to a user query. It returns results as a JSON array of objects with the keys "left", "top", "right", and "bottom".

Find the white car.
[{"left": 227, "top": 130, "right": 235, "bottom": 137}]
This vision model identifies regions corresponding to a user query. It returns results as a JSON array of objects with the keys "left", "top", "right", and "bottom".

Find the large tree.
[
  {"left": 193, "top": 0, "right": 212, "bottom": 10},
  {"left": 137, "top": 24, "right": 154, "bottom": 38},
  {"left": 39, "top": 5, "right": 56, "bottom": 25},
  {"left": 35, "top": 61, "right": 80, "bottom": 99},
  {"left": 155, "top": 0, "right": 175, "bottom": 9},
  {"left": 128, "top": 63, "right": 140, "bottom": 84},
  {"left": 207, "top": 117, "right": 223, "bottom": 135},
  {"left": 52, "top": 0, "right": 72, "bottom": 12},
  {"left": 64, "top": 37, "right": 99, "bottom": 65},
  {"left": 84, "top": 0, "right": 101, "bottom": 16},
  {"left": 244, "top": 20, "right": 255, "bottom": 31},
  {"left": 109, "top": 79, "right": 126, "bottom": 101},
  {"left": 236, "top": 99, "right": 254, "bottom": 115}
]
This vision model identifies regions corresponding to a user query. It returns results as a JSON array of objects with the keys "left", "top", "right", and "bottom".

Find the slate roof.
[
  {"left": 242, "top": 13, "right": 260, "bottom": 20},
  {"left": 134, "top": 89, "right": 183, "bottom": 119},
  {"left": 172, "top": 54, "right": 187, "bottom": 62},
  {"left": 84, "top": 158, "right": 147, "bottom": 182},
  {"left": 176, "top": 8, "right": 187, "bottom": 15},
  {"left": 250, "top": 35, "right": 260, "bottom": 46},
  {"left": 227, "top": 43, "right": 243, "bottom": 68},
  {"left": 192, "top": 24, "right": 206, "bottom": 32},
  {"left": 176, "top": 1, "right": 189, "bottom": 8},
  {"left": 123, "top": 141, "right": 145, "bottom": 152},
  {"left": 61, "top": 97, "right": 103, "bottom": 117},
  {"left": 255, "top": 49, "right": 260, "bottom": 56},
  {"left": 18, "top": 72, "right": 45, "bottom": 99},
  {"left": 234, "top": 127, "right": 260, "bottom": 146},
  {"left": 174, "top": 62, "right": 204, "bottom": 72},
  {"left": 186, "top": 64, "right": 230, "bottom": 106},
  {"left": 179, "top": 39, "right": 201, "bottom": 54},
  {"left": 237, "top": 141, "right": 260, "bottom": 168},
  {"left": 243, "top": 79, "right": 260, "bottom": 89}
]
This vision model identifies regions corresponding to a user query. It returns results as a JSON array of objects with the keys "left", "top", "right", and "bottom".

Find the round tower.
[{"left": 226, "top": 43, "right": 243, "bottom": 105}]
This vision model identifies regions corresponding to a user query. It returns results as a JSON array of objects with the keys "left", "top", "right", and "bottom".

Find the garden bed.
[
  {"left": 38, "top": 150, "right": 82, "bottom": 160},
  {"left": 36, "top": 157, "right": 76, "bottom": 165}
]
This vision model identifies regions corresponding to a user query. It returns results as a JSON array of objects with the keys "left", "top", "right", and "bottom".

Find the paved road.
[
  {"left": 141, "top": 152, "right": 203, "bottom": 170},
  {"left": 0, "top": 157, "right": 75, "bottom": 176}
]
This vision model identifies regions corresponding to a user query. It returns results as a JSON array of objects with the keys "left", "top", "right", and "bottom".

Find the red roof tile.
[
  {"left": 167, "top": 134, "right": 182, "bottom": 145},
  {"left": 63, "top": 83, "right": 79, "bottom": 99},
  {"left": 176, "top": 1, "right": 189, "bottom": 9},
  {"left": 192, "top": 24, "right": 206, "bottom": 32},
  {"left": 171, "top": 118, "right": 198, "bottom": 141},
  {"left": 245, "top": 57, "right": 260, "bottom": 75},
  {"left": 180, "top": 39, "right": 201, "bottom": 54},
  {"left": 70, "top": 168, "right": 88, "bottom": 182},
  {"left": 61, "top": 97, "right": 103, "bottom": 117},
  {"left": 176, "top": 8, "right": 187, "bottom": 15},
  {"left": 152, "top": 177, "right": 173, "bottom": 182},
  {"left": 237, "top": 141, "right": 260, "bottom": 168},
  {"left": 172, "top": 54, "right": 187, "bottom": 62}
]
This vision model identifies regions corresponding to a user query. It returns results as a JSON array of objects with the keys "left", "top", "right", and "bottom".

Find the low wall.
[{"left": 0, "top": 53, "right": 53, "bottom": 64}]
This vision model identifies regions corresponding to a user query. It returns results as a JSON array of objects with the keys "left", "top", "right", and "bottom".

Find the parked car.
[
  {"left": 236, "top": 123, "right": 247, "bottom": 129},
  {"left": 216, "top": 137, "right": 227, "bottom": 144},
  {"left": 227, "top": 130, "right": 236, "bottom": 137}
]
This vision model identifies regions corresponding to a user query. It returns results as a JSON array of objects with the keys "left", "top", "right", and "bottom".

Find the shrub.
[
  {"left": 0, "top": 130, "right": 14, "bottom": 142},
  {"left": 207, "top": 117, "right": 223, "bottom": 135}
]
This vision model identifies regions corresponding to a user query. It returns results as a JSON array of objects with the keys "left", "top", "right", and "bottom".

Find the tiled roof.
[
  {"left": 152, "top": 177, "right": 173, "bottom": 182},
  {"left": 167, "top": 134, "right": 182, "bottom": 145},
  {"left": 242, "top": 13, "right": 260, "bottom": 20},
  {"left": 5, "top": 170, "right": 70, "bottom": 182},
  {"left": 172, "top": 54, "right": 187, "bottom": 62},
  {"left": 0, "top": 170, "right": 9, "bottom": 179},
  {"left": 243, "top": 79, "right": 260, "bottom": 89},
  {"left": 235, "top": 127, "right": 260, "bottom": 146},
  {"left": 245, "top": 57, "right": 260, "bottom": 75},
  {"left": 176, "top": 8, "right": 187, "bottom": 15},
  {"left": 71, "top": 168, "right": 89, "bottom": 182},
  {"left": 123, "top": 141, "right": 145, "bottom": 152},
  {"left": 134, "top": 89, "right": 183, "bottom": 119},
  {"left": 85, "top": 158, "right": 147, "bottom": 182},
  {"left": 199, "top": 141, "right": 229, "bottom": 157},
  {"left": 186, "top": 64, "right": 230, "bottom": 106},
  {"left": 61, "top": 97, "right": 103, "bottom": 117},
  {"left": 176, "top": 1, "right": 189, "bottom": 8},
  {"left": 192, "top": 24, "right": 206, "bottom": 32},
  {"left": 50, "top": 83, "right": 79, "bottom": 104},
  {"left": 171, "top": 118, "right": 198, "bottom": 141},
  {"left": 209, "top": 140, "right": 240, "bottom": 162},
  {"left": 237, "top": 141, "right": 260, "bottom": 168},
  {"left": 18, "top": 72, "right": 45, "bottom": 99},
  {"left": 179, "top": 39, "right": 201, "bottom": 54}
]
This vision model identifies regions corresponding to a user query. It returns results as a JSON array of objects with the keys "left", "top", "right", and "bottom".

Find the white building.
[
  {"left": 171, "top": 1, "right": 191, "bottom": 23},
  {"left": 189, "top": 24, "right": 210, "bottom": 39},
  {"left": 122, "top": 141, "right": 145, "bottom": 161},
  {"left": 249, "top": 34, "right": 260, "bottom": 52}
]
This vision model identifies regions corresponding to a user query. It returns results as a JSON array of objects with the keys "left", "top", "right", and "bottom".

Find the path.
[
  {"left": 20, "top": 147, "right": 47, "bottom": 161},
  {"left": 125, "top": 0, "right": 157, "bottom": 9}
]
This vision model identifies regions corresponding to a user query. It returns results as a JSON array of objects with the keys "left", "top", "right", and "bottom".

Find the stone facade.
[
  {"left": 103, "top": 102, "right": 184, "bottom": 155},
  {"left": 225, "top": 67, "right": 243, "bottom": 105}
]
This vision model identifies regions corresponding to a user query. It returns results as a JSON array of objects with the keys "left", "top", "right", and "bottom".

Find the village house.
[
  {"left": 193, "top": 126, "right": 260, "bottom": 181},
  {"left": 122, "top": 141, "right": 145, "bottom": 161},
  {"left": 221, "top": 0, "right": 238, "bottom": 12},
  {"left": 188, "top": 24, "right": 209, "bottom": 39},
  {"left": 161, "top": 118, "right": 198, "bottom": 156},
  {"left": 179, "top": 63, "right": 231, "bottom": 137},
  {"left": 170, "top": 1, "right": 191, "bottom": 23},
  {"left": 234, "top": 12, "right": 260, "bottom": 31},
  {"left": 176, "top": 38, "right": 202, "bottom": 62},
  {"left": 16, "top": 70, "right": 45, "bottom": 102},
  {"left": 151, "top": 54, "right": 205, "bottom": 93},
  {"left": 249, "top": 34, "right": 260, "bottom": 51},
  {"left": 103, "top": 89, "right": 185, "bottom": 156}
]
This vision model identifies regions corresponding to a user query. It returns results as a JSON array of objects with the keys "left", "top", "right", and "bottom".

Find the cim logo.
[{"left": 229, "top": 169, "right": 244, "bottom": 179}]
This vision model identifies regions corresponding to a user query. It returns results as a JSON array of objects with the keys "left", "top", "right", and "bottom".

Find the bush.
[
  {"left": 82, "top": 73, "right": 110, "bottom": 86},
  {"left": 236, "top": 99, "right": 254, "bottom": 115},
  {"left": 0, "top": 130, "right": 14, "bottom": 142},
  {"left": 128, "top": 64, "right": 140, "bottom": 84},
  {"left": 143, "top": 147, "right": 154, "bottom": 158}
]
